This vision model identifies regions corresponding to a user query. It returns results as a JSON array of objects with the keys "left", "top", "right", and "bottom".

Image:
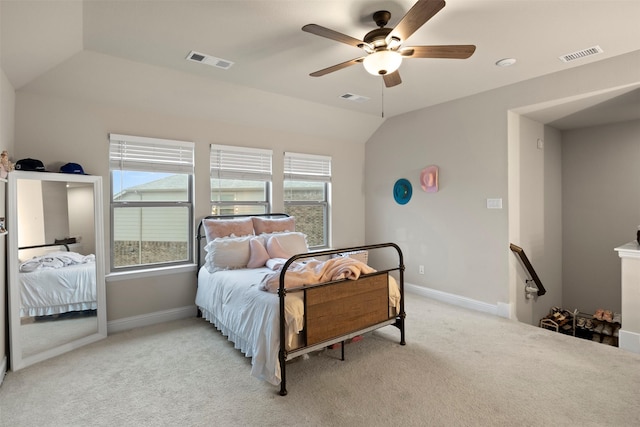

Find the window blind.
[
  {"left": 284, "top": 152, "right": 332, "bottom": 182},
  {"left": 210, "top": 144, "right": 272, "bottom": 181},
  {"left": 109, "top": 134, "right": 194, "bottom": 174}
]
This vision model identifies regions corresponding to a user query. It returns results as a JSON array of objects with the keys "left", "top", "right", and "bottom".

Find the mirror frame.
[{"left": 7, "top": 170, "right": 107, "bottom": 370}]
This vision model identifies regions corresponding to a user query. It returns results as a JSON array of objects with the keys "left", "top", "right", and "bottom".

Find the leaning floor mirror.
[{"left": 7, "top": 170, "right": 107, "bottom": 371}]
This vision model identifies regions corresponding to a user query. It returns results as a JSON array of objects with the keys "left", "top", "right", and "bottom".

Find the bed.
[
  {"left": 195, "top": 213, "right": 406, "bottom": 395},
  {"left": 18, "top": 243, "right": 97, "bottom": 318}
]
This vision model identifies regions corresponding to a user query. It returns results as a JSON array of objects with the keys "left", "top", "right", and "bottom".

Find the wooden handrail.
[{"left": 510, "top": 243, "right": 547, "bottom": 296}]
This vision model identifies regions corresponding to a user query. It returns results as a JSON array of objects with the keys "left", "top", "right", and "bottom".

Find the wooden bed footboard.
[
  {"left": 278, "top": 243, "right": 405, "bottom": 396},
  {"left": 305, "top": 272, "right": 389, "bottom": 346}
]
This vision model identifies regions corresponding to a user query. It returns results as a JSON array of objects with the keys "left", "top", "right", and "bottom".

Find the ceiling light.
[
  {"left": 495, "top": 58, "right": 517, "bottom": 67},
  {"left": 363, "top": 50, "right": 402, "bottom": 76}
]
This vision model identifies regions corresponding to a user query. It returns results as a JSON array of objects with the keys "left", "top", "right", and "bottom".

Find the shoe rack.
[{"left": 539, "top": 308, "right": 621, "bottom": 347}]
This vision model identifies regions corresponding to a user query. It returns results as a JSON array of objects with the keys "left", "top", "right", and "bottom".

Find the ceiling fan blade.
[
  {"left": 309, "top": 57, "right": 364, "bottom": 77},
  {"left": 302, "top": 24, "right": 365, "bottom": 48},
  {"left": 383, "top": 70, "right": 402, "bottom": 87},
  {"left": 401, "top": 45, "right": 476, "bottom": 59},
  {"left": 387, "top": 0, "right": 446, "bottom": 44}
]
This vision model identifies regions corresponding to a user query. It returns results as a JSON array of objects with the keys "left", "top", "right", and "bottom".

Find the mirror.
[{"left": 7, "top": 170, "right": 106, "bottom": 370}]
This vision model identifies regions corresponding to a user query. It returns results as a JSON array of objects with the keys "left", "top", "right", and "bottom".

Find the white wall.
[
  {"left": 562, "top": 119, "right": 640, "bottom": 314},
  {"left": 508, "top": 115, "right": 563, "bottom": 324},
  {"left": 0, "top": 66, "right": 16, "bottom": 371},
  {"left": 365, "top": 51, "right": 640, "bottom": 316},
  {"left": 13, "top": 89, "right": 367, "bottom": 321}
]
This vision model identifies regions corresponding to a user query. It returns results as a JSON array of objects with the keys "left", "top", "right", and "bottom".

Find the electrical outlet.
[{"left": 419, "top": 265, "right": 425, "bottom": 274}]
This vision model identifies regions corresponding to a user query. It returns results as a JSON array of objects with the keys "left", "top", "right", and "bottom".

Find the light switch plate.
[{"left": 487, "top": 198, "right": 503, "bottom": 209}]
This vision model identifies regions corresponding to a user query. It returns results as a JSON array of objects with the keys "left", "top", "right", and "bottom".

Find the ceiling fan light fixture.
[{"left": 363, "top": 50, "right": 402, "bottom": 76}]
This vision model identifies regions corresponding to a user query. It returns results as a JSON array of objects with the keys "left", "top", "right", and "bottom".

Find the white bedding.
[
  {"left": 195, "top": 265, "right": 400, "bottom": 386},
  {"left": 19, "top": 261, "right": 97, "bottom": 318}
]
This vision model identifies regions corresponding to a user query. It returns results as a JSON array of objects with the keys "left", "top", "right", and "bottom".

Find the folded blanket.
[
  {"left": 20, "top": 251, "right": 95, "bottom": 272},
  {"left": 260, "top": 256, "right": 376, "bottom": 293}
]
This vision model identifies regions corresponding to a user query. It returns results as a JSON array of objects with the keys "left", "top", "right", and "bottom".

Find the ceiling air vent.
[
  {"left": 186, "top": 50, "right": 234, "bottom": 70},
  {"left": 340, "top": 93, "right": 370, "bottom": 103},
  {"left": 559, "top": 45, "right": 603, "bottom": 63}
]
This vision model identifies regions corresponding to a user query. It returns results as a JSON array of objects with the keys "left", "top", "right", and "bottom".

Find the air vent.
[
  {"left": 559, "top": 45, "right": 603, "bottom": 63},
  {"left": 186, "top": 50, "right": 234, "bottom": 70},
  {"left": 340, "top": 93, "right": 370, "bottom": 103}
]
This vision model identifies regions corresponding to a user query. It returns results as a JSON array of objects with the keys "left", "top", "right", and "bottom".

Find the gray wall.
[
  {"left": 365, "top": 51, "right": 639, "bottom": 322},
  {"left": 562, "top": 119, "right": 640, "bottom": 314}
]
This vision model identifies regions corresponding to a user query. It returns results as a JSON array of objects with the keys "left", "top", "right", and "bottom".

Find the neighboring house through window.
[
  {"left": 109, "top": 134, "right": 194, "bottom": 271},
  {"left": 210, "top": 144, "right": 272, "bottom": 215},
  {"left": 284, "top": 152, "right": 331, "bottom": 248}
]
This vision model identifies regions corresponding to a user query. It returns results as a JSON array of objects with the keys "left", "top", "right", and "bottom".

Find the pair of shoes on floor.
[{"left": 594, "top": 308, "right": 614, "bottom": 322}]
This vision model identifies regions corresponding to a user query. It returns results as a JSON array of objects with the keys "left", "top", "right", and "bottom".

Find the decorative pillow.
[
  {"left": 247, "top": 236, "right": 270, "bottom": 268},
  {"left": 204, "top": 235, "right": 252, "bottom": 273},
  {"left": 252, "top": 216, "right": 295, "bottom": 235},
  {"left": 202, "top": 217, "right": 253, "bottom": 243},
  {"left": 266, "top": 232, "right": 308, "bottom": 259}
]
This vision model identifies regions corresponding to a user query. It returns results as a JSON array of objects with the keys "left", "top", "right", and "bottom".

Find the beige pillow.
[
  {"left": 252, "top": 216, "right": 295, "bottom": 235},
  {"left": 247, "top": 237, "right": 270, "bottom": 268},
  {"left": 265, "top": 232, "right": 308, "bottom": 259},
  {"left": 204, "top": 235, "right": 252, "bottom": 273},
  {"left": 202, "top": 217, "right": 254, "bottom": 243}
]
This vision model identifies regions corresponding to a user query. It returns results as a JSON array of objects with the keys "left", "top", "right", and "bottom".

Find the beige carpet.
[{"left": 1, "top": 293, "right": 640, "bottom": 427}]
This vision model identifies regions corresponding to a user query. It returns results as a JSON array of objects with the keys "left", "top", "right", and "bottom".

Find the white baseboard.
[
  {"left": 0, "top": 355, "right": 6, "bottom": 386},
  {"left": 405, "top": 283, "right": 511, "bottom": 319},
  {"left": 619, "top": 329, "right": 640, "bottom": 354},
  {"left": 107, "top": 305, "right": 197, "bottom": 334}
]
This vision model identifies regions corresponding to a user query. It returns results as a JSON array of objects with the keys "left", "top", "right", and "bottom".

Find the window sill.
[{"left": 106, "top": 263, "right": 197, "bottom": 282}]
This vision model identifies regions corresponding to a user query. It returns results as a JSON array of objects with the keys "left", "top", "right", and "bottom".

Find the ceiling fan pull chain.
[{"left": 381, "top": 79, "right": 385, "bottom": 118}]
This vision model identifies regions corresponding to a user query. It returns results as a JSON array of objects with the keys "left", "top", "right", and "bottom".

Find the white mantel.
[{"left": 615, "top": 241, "right": 640, "bottom": 353}]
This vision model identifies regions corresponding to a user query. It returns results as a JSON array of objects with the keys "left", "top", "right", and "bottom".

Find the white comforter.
[
  {"left": 196, "top": 267, "right": 304, "bottom": 385},
  {"left": 196, "top": 264, "right": 401, "bottom": 386},
  {"left": 20, "top": 261, "right": 97, "bottom": 317}
]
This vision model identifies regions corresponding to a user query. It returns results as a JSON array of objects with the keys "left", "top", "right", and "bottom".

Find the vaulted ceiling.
[{"left": 2, "top": 0, "right": 640, "bottom": 134}]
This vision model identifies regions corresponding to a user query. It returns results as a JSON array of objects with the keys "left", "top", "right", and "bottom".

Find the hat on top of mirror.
[
  {"left": 15, "top": 158, "right": 46, "bottom": 172},
  {"left": 60, "top": 162, "right": 87, "bottom": 175}
]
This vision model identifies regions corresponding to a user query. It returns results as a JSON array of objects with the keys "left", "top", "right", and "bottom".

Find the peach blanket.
[{"left": 259, "top": 256, "right": 376, "bottom": 293}]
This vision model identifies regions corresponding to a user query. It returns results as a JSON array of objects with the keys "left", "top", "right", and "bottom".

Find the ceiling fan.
[{"left": 302, "top": 0, "right": 476, "bottom": 88}]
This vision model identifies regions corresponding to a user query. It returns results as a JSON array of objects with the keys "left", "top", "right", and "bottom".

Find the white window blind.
[
  {"left": 110, "top": 134, "right": 194, "bottom": 174},
  {"left": 284, "top": 152, "right": 332, "bottom": 182},
  {"left": 210, "top": 144, "right": 272, "bottom": 180}
]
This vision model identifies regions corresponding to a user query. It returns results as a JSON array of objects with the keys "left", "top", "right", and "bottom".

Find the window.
[
  {"left": 284, "top": 152, "right": 331, "bottom": 248},
  {"left": 210, "top": 144, "right": 272, "bottom": 215},
  {"left": 109, "top": 134, "right": 194, "bottom": 271}
]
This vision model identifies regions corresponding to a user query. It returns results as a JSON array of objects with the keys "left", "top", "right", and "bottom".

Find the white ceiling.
[{"left": 2, "top": 0, "right": 640, "bottom": 129}]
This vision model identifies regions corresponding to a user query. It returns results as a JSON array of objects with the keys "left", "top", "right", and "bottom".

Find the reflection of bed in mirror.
[
  {"left": 7, "top": 170, "right": 107, "bottom": 370},
  {"left": 18, "top": 243, "right": 97, "bottom": 319}
]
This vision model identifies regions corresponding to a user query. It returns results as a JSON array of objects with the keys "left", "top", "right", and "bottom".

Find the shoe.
[
  {"left": 576, "top": 317, "right": 586, "bottom": 328},
  {"left": 603, "top": 310, "right": 613, "bottom": 322},
  {"left": 613, "top": 325, "right": 621, "bottom": 337},
  {"left": 594, "top": 309, "right": 605, "bottom": 320},
  {"left": 612, "top": 312, "right": 622, "bottom": 324},
  {"left": 602, "top": 324, "right": 613, "bottom": 336},
  {"left": 594, "top": 323, "right": 604, "bottom": 334},
  {"left": 602, "top": 336, "right": 615, "bottom": 346},
  {"left": 585, "top": 319, "right": 594, "bottom": 330},
  {"left": 553, "top": 312, "right": 566, "bottom": 322}
]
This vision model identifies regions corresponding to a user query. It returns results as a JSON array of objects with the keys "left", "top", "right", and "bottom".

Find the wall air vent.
[
  {"left": 559, "top": 45, "right": 603, "bottom": 63},
  {"left": 340, "top": 93, "right": 370, "bottom": 103},
  {"left": 186, "top": 50, "right": 234, "bottom": 70}
]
